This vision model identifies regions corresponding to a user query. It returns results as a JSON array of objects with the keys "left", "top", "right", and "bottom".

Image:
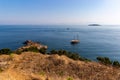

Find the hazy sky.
[{"left": 0, "top": 0, "right": 120, "bottom": 25}]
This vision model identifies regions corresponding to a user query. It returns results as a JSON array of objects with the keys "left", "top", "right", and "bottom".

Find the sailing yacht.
[{"left": 71, "top": 35, "right": 80, "bottom": 44}]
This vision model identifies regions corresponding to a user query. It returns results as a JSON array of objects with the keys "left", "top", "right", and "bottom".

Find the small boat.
[
  {"left": 71, "top": 34, "right": 80, "bottom": 44},
  {"left": 71, "top": 40, "right": 80, "bottom": 44}
]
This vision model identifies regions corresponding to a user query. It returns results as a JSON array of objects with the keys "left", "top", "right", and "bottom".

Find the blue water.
[{"left": 0, "top": 25, "right": 120, "bottom": 61}]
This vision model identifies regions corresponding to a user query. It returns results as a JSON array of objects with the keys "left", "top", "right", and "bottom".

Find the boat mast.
[{"left": 77, "top": 34, "right": 79, "bottom": 40}]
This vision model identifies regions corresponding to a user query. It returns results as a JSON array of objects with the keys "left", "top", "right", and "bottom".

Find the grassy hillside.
[{"left": 0, "top": 52, "right": 120, "bottom": 80}]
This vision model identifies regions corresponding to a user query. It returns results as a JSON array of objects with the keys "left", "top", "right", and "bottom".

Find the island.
[{"left": 88, "top": 24, "right": 101, "bottom": 26}]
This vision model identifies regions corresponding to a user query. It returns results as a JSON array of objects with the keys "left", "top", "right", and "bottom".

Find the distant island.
[{"left": 88, "top": 24, "right": 101, "bottom": 26}]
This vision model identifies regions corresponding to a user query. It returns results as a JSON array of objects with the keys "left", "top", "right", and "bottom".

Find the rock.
[{"left": 18, "top": 40, "right": 48, "bottom": 51}]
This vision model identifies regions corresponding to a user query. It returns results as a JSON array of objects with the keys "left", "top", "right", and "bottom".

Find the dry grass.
[{"left": 0, "top": 52, "right": 120, "bottom": 80}]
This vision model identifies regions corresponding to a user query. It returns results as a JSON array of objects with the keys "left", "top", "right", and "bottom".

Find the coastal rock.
[{"left": 18, "top": 40, "right": 47, "bottom": 51}]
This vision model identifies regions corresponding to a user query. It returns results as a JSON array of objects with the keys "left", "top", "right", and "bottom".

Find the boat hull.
[{"left": 71, "top": 40, "right": 80, "bottom": 44}]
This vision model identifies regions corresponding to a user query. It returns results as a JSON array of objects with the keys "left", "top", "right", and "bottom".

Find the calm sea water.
[{"left": 0, "top": 25, "right": 120, "bottom": 61}]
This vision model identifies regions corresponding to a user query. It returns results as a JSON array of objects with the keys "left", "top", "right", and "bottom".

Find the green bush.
[
  {"left": 113, "top": 61, "right": 120, "bottom": 67},
  {"left": 39, "top": 48, "right": 47, "bottom": 54},
  {"left": 16, "top": 47, "right": 47, "bottom": 54},
  {"left": 15, "top": 50, "right": 22, "bottom": 54},
  {"left": 68, "top": 53, "right": 80, "bottom": 60},
  {"left": 97, "top": 57, "right": 112, "bottom": 65},
  {"left": 96, "top": 56, "right": 120, "bottom": 67},
  {"left": 79, "top": 57, "right": 91, "bottom": 62},
  {"left": 50, "top": 49, "right": 91, "bottom": 61},
  {"left": 15, "top": 47, "right": 47, "bottom": 54},
  {"left": 0, "top": 48, "right": 12, "bottom": 55},
  {"left": 50, "top": 50, "right": 79, "bottom": 60},
  {"left": 50, "top": 49, "right": 58, "bottom": 54},
  {"left": 22, "top": 46, "right": 39, "bottom": 52}
]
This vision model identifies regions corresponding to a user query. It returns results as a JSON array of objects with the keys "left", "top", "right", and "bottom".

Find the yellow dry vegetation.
[{"left": 0, "top": 52, "right": 120, "bottom": 80}]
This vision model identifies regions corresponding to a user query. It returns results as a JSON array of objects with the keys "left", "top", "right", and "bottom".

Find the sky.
[{"left": 0, "top": 0, "right": 120, "bottom": 25}]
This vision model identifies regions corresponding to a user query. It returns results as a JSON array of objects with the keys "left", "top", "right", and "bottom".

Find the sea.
[{"left": 0, "top": 25, "right": 120, "bottom": 61}]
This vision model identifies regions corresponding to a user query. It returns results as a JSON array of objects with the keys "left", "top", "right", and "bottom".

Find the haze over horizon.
[{"left": 0, "top": 0, "right": 120, "bottom": 25}]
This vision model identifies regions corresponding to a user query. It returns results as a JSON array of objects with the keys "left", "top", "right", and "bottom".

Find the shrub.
[
  {"left": 96, "top": 56, "right": 120, "bottom": 67},
  {"left": 79, "top": 57, "right": 91, "bottom": 62},
  {"left": 68, "top": 53, "right": 80, "bottom": 60},
  {"left": 0, "top": 48, "right": 12, "bottom": 55},
  {"left": 50, "top": 49, "right": 58, "bottom": 54},
  {"left": 97, "top": 57, "right": 112, "bottom": 65},
  {"left": 22, "top": 46, "right": 39, "bottom": 52},
  {"left": 50, "top": 50, "right": 91, "bottom": 61},
  {"left": 113, "top": 61, "right": 120, "bottom": 67},
  {"left": 39, "top": 48, "right": 47, "bottom": 54},
  {"left": 15, "top": 50, "right": 22, "bottom": 54}
]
